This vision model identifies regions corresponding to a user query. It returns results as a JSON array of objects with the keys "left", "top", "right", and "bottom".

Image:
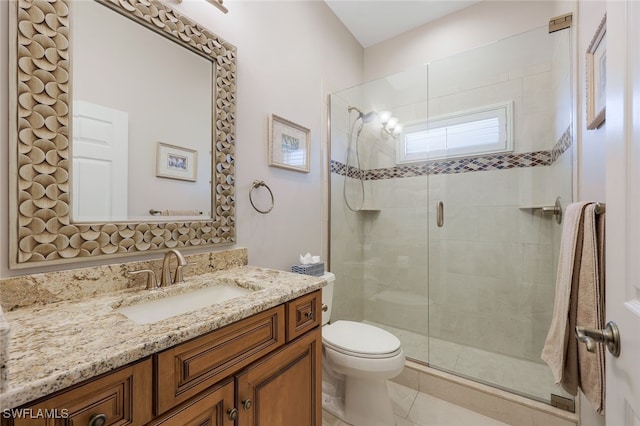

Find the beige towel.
[
  {"left": 541, "top": 202, "right": 606, "bottom": 414},
  {"left": 576, "top": 205, "right": 605, "bottom": 414},
  {"left": 541, "top": 202, "right": 589, "bottom": 390}
]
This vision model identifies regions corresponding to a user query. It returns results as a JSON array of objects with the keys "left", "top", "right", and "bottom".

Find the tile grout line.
[{"left": 400, "top": 382, "right": 423, "bottom": 426}]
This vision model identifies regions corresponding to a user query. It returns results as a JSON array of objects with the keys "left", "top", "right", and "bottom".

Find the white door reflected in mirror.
[{"left": 72, "top": 100, "right": 128, "bottom": 222}]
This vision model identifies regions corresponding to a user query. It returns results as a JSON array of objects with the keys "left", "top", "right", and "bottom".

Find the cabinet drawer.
[
  {"left": 9, "top": 358, "right": 152, "bottom": 426},
  {"left": 155, "top": 305, "right": 285, "bottom": 415},
  {"left": 286, "top": 290, "right": 321, "bottom": 342},
  {"left": 147, "top": 378, "right": 235, "bottom": 426}
]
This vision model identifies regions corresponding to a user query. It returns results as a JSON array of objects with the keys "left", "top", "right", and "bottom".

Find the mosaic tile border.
[
  {"left": 331, "top": 162, "right": 364, "bottom": 179},
  {"left": 331, "top": 126, "right": 572, "bottom": 180},
  {"left": 551, "top": 127, "right": 573, "bottom": 163}
]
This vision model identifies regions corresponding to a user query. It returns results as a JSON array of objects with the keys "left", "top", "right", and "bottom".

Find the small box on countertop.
[{"left": 291, "top": 262, "right": 325, "bottom": 277}]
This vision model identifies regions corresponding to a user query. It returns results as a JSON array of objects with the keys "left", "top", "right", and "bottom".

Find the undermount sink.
[{"left": 116, "top": 284, "right": 253, "bottom": 324}]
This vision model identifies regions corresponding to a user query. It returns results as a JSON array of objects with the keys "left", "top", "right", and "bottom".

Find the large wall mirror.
[{"left": 9, "top": 0, "right": 236, "bottom": 268}]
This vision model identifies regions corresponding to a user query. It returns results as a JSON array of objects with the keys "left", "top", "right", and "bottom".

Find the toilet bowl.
[{"left": 321, "top": 273, "right": 405, "bottom": 426}]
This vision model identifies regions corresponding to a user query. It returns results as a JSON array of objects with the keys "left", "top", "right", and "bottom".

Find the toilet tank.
[{"left": 321, "top": 272, "right": 335, "bottom": 325}]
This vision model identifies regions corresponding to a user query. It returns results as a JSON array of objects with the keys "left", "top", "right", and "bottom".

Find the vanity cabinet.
[{"left": 2, "top": 290, "right": 322, "bottom": 426}]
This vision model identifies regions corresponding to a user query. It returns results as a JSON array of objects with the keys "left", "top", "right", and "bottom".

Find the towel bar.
[
  {"left": 149, "top": 209, "right": 204, "bottom": 216},
  {"left": 535, "top": 200, "right": 605, "bottom": 224}
]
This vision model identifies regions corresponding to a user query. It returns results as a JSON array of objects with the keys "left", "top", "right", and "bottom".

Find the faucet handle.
[
  {"left": 174, "top": 262, "right": 197, "bottom": 284},
  {"left": 130, "top": 269, "right": 158, "bottom": 289}
]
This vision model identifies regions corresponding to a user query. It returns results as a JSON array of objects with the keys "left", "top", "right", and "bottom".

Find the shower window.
[{"left": 397, "top": 101, "right": 513, "bottom": 163}]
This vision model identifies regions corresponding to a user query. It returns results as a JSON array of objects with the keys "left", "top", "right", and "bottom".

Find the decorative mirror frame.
[{"left": 9, "top": 0, "right": 236, "bottom": 268}]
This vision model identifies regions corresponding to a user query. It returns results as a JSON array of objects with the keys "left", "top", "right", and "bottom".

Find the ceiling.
[{"left": 324, "top": 1, "right": 481, "bottom": 48}]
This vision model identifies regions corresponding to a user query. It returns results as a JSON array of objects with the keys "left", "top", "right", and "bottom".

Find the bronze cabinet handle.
[
  {"left": 88, "top": 414, "right": 107, "bottom": 426},
  {"left": 227, "top": 408, "right": 238, "bottom": 420}
]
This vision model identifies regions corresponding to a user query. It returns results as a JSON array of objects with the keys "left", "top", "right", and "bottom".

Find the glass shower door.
[{"left": 425, "top": 25, "right": 574, "bottom": 403}]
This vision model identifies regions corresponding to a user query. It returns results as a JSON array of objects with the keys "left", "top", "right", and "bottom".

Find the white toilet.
[{"left": 321, "top": 272, "right": 405, "bottom": 426}]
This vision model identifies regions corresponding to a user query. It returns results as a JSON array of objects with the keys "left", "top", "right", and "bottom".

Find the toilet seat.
[{"left": 323, "top": 320, "right": 401, "bottom": 359}]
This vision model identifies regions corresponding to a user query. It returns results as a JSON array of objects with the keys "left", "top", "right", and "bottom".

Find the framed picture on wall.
[
  {"left": 586, "top": 14, "right": 606, "bottom": 130},
  {"left": 156, "top": 142, "right": 198, "bottom": 181},
  {"left": 268, "top": 114, "right": 310, "bottom": 173}
]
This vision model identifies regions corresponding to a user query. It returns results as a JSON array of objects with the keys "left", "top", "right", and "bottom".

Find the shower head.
[
  {"left": 361, "top": 111, "right": 377, "bottom": 123},
  {"left": 348, "top": 106, "right": 377, "bottom": 123}
]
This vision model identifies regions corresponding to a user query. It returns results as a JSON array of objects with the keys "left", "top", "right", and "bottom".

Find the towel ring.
[{"left": 250, "top": 180, "right": 274, "bottom": 214}]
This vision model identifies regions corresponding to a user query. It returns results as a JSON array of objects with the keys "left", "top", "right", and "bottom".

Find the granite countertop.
[{"left": 0, "top": 266, "right": 326, "bottom": 409}]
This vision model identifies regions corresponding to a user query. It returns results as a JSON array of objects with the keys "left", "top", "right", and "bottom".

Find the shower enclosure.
[{"left": 329, "top": 25, "right": 574, "bottom": 405}]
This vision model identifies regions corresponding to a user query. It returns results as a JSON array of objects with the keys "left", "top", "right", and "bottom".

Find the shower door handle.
[{"left": 436, "top": 201, "right": 444, "bottom": 227}]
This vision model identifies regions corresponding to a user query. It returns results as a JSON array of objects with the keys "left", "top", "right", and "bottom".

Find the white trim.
[{"left": 397, "top": 101, "right": 514, "bottom": 163}]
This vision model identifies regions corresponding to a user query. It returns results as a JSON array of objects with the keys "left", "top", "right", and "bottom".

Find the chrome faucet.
[{"left": 160, "top": 249, "right": 188, "bottom": 287}]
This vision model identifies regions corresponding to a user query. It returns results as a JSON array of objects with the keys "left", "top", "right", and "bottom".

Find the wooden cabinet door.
[
  {"left": 147, "top": 379, "right": 235, "bottom": 426},
  {"left": 8, "top": 358, "right": 152, "bottom": 426},
  {"left": 235, "top": 328, "right": 321, "bottom": 426}
]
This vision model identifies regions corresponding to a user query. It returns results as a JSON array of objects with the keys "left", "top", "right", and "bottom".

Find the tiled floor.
[
  {"left": 365, "top": 321, "right": 572, "bottom": 403},
  {"left": 322, "top": 381, "right": 509, "bottom": 426}
]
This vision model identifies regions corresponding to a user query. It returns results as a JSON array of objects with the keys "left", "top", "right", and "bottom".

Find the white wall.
[
  {"left": 364, "top": 1, "right": 573, "bottom": 81},
  {"left": 0, "top": 0, "right": 363, "bottom": 276},
  {"left": 577, "top": 1, "right": 607, "bottom": 203}
]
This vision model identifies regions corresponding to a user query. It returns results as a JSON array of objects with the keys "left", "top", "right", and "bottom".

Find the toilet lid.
[{"left": 323, "top": 320, "right": 401, "bottom": 357}]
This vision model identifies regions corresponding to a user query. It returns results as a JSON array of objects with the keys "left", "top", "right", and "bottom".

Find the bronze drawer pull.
[{"left": 88, "top": 413, "right": 107, "bottom": 426}]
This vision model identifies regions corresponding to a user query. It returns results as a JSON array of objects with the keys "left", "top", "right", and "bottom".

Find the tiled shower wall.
[
  {"left": 362, "top": 175, "right": 430, "bottom": 336},
  {"left": 331, "top": 156, "right": 571, "bottom": 365},
  {"left": 329, "top": 170, "right": 366, "bottom": 322},
  {"left": 334, "top": 142, "right": 571, "bottom": 363}
]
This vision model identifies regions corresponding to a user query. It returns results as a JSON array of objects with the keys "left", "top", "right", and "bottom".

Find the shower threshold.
[
  {"left": 363, "top": 321, "right": 572, "bottom": 404},
  {"left": 393, "top": 360, "right": 578, "bottom": 426}
]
